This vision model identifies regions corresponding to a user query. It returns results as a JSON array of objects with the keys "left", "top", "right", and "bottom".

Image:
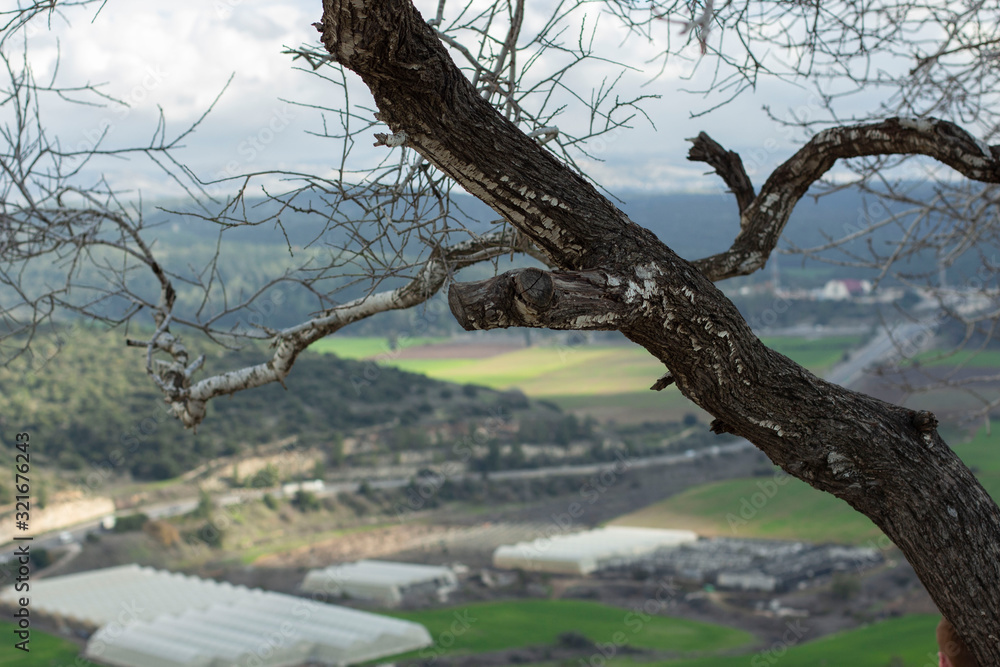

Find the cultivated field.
[
  {"left": 660, "top": 614, "right": 940, "bottom": 667},
  {"left": 385, "top": 599, "right": 754, "bottom": 661},
  {"left": 379, "top": 604, "right": 940, "bottom": 667},
  {"left": 610, "top": 474, "right": 883, "bottom": 544},
  {"left": 311, "top": 335, "right": 863, "bottom": 423},
  {"left": 613, "top": 427, "right": 1000, "bottom": 545}
]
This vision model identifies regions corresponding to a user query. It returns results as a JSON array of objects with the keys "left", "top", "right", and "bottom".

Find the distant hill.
[
  {"left": 147, "top": 188, "right": 902, "bottom": 264},
  {"left": 3, "top": 185, "right": 982, "bottom": 340}
]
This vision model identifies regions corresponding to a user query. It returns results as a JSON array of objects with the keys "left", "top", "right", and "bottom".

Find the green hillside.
[
  {"left": 614, "top": 428, "right": 1000, "bottom": 544},
  {"left": 612, "top": 474, "right": 883, "bottom": 544},
  {"left": 0, "top": 326, "right": 556, "bottom": 484}
]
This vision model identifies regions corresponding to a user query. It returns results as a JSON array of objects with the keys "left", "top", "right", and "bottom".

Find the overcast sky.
[{"left": 13, "top": 0, "right": 872, "bottom": 201}]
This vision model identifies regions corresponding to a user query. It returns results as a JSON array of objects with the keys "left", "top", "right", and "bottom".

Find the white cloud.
[{"left": 6, "top": 1, "right": 888, "bottom": 199}]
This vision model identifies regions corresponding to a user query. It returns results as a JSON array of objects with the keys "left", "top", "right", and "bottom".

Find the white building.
[
  {"left": 717, "top": 571, "right": 779, "bottom": 592},
  {"left": 492, "top": 526, "right": 698, "bottom": 575},
  {"left": 301, "top": 559, "right": 458, "bottom": 606},
  {"left": 819, "top": 279, "right": 872, "bottom": 301},
  {"left": 282, "top": 479, "right": 326, "bottom": 496},
  {"left": 0, "top": 564, "right": 431, "bottom": 666}
]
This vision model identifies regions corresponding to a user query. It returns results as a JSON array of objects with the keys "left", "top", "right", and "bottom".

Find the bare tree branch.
[{"left": 690, "top": 118, "right": 1000, "bottom": 281}]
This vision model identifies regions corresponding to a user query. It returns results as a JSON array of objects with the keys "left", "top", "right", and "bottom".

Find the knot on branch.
[
  {"left": 448, "top": 268, "right": 627, "bottom": 332},
  {"left": 912, "top": 410, "right": 939, "bottom": 434},
  {"left": 513, "top": 267, "right": 554, "bottom": 309},
  {"left": 168, "top": 398, "right": 207, "bottom": 431}
]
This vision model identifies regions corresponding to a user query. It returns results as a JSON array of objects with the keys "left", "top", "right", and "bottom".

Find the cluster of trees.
[{"left": 0, "top": 326, "right": 543, "bottom": 482}]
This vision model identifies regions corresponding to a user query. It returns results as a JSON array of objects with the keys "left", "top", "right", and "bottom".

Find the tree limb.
[
  {"left": 686, "top": 131, "right": 755, "bottom": 214},
  {"left": 690, "top": 118, "right": 1000, "bottom": 282},
  {"left": 448, "top": 267, "right": 632, "bottom": 331},
  {"left": 320, "top": 1, "right": 1000, "bottom": 660},
  {"left": 146, "top": 229, "right": 530, "bottom": 428}
]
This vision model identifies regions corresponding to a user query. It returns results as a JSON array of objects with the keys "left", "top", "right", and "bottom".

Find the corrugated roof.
[
  {"left": 0, "top": 564, "right": 431, "bottom": 666},
  {"left": 301, "top": 559, "right": 458, "bottom": 605},
  {"left": 304, "top": 559, "right": 456, "bottom": 587},
  {"left": 493, "top": 526, "right": 698, "bottom": 574}
]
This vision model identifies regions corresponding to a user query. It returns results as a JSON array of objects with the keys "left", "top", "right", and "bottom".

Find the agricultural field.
[
  {"left": 914, "top": 348, "right": 1000, "bottom": 368},
  {"left": 610, "top": 473, "right": 883, "bottom": 544},
  {"left": 613, "top": 427, "right": 1000, "bottom": 544},
  {"left": 378, "top": 605, "right": 941, "bottom": 667},
  {"left": 658, "top": 614, "right": 940, "bottom": 667},
  {"left": 311, "top": 335, "right": 864, "bottom": 423},
  {"left": 308, "top": 335, "right": 446, "bottom": 360},
  {"left": 384, "top": 599, "right": 753, "bottom": 661}
]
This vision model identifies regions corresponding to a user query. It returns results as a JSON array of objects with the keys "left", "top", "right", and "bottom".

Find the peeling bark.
[
  {"left": 135, "top": 230, "right": 528, "bottom": 428},
  {"left": 320, "top": 1, "right": 1000, "bottom": 660}
]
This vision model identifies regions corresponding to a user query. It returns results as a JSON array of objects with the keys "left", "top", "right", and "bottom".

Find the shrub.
[
  {"left": 247, "top": 464, "right": 281, "bottom": 488},
  {"left": 113, "top": 513, "right": 149, "bottom": 533},
  {"left": 144, "top": 520, "right": 181, "bottom": 548}
]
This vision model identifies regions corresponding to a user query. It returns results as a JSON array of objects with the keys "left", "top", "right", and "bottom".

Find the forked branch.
[{"left": 690, "top": 118, "right": 1000, "bottom": 281}]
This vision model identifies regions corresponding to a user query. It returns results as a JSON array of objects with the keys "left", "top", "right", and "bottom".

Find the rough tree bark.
[{"left": 319, "top": 0, "right": 1000, "bottom": 661}]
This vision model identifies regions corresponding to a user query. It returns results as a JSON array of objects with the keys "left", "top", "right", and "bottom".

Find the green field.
[
  {"left": 611, "top": 473, "right": 883, "bottom": 544},
  {"left": 392, "top": 346, "right": 660, "bottom": 395},
  {"left": 615, "top": 428, "right": 1000, "bottom": 544},
  {"left": 308, "top": 335, "right": 862, "bottom": 423},
  {"left": 312, "top": 335, "right": 861, "bottom": 395},
  {"left": 385, "top": 599, "right": 753, "bottom": 660},
  {"left": 0, "top": 621, "right": 93, "bottom": 666},
  {"left": 308, "top": 335, "right": 445, "bottom": 360},
  {"left": 914, "top": 348, "right": 1000, "bottom": 368},
  {"left": 658, "top": 614, "right": 940, "bottom": 667}
]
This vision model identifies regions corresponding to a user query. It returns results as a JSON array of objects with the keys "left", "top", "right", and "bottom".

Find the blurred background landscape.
[{"left": 1, "top": 189, "right": 996, "bottom": 666}]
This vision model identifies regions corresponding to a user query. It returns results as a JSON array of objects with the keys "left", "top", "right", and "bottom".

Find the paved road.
[{"left": 824, "top": 319, "right": 939, "bottom": 389}]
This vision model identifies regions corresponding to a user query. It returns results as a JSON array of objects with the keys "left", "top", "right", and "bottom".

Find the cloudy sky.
[{"left": 11, "top": 0, "right": 872, "bottom": 200}]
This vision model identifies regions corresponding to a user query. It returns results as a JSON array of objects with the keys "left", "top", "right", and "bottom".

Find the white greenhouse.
[
  {"left": 0, "top": 564, "right": 431, "bottom": 666},
  {"left": 492, "top": 526, "right": 698, "bottom": 575},
  {"left": 300, "top": 559, "right": 458, "bottom": 606}
]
